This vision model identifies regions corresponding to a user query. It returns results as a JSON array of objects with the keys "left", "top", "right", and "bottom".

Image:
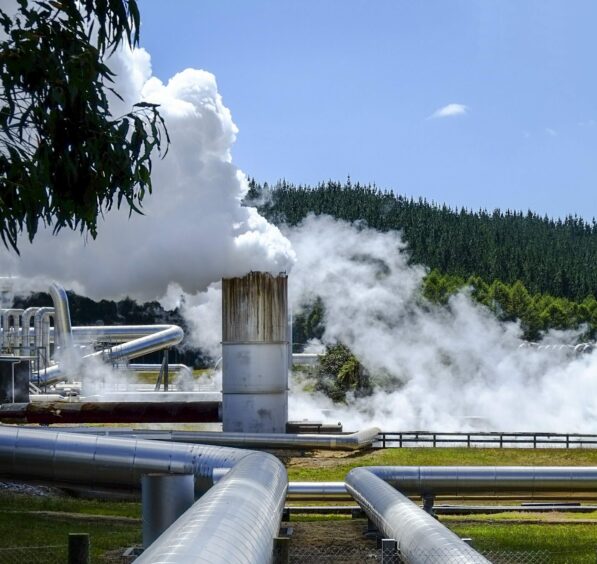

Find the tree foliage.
[
  {"left": 421, "top": 271, "right": 597, "bottom": 341},
  {"left": 316, "top": 343, "right": 370, "bottom": 402},
  {"left": 248, "top": 179, "right": 597, "bottom": 300},
  {"left": 0, "top": 0, "right": 168, "bottom": 251}
]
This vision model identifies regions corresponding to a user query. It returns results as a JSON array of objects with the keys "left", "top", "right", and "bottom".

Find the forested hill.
[{"left": 248, "top": 179, "right": 597, "bottom": 300}]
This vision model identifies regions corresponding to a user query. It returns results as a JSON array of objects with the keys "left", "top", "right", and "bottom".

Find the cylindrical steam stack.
[{"left": 222, "top": 272, "right": 288, "bottom": 433}]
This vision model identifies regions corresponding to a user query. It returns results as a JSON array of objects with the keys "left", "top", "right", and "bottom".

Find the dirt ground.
[
  {"left": 281, "top": 517, "right": 381, "bottom": 563},
  {"left": 285, "top": 518, "right": 371, "bottom": 548}
]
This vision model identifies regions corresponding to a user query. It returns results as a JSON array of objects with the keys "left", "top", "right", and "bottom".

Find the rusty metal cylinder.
[{"left": 222, "top": 272, "right": 289, "bottom": 433}]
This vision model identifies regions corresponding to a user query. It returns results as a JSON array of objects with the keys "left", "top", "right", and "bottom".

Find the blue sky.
[{"left": 137, "top": 1, "right": 597, "bottom": 220}]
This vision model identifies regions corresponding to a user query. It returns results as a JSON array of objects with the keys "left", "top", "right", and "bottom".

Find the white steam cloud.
[
  {"left": 286, "top": 215, "right": 596, "bottom": 433},
  {"left": 179, "top": 214, "right": 597, "bottom": 433},
  {"left": 0, "top": 46, "right": 294, "bottom": 300}
]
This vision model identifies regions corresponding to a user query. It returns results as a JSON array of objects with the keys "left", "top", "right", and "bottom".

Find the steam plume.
[
  {"left": 0, "top": 46, "right": 294, "bottom": 300},
  {"left": 287, "top": 215, "right": 595, "bottom": 432}
]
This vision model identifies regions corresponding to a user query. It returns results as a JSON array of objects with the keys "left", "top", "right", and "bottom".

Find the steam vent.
[{"left": 222, "top": 272, "right": 289, "bottom": 433}]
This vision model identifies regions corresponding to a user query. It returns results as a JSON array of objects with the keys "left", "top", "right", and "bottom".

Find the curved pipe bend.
[
  {"left": 346, "top": 467, "right": 489, "bottom": 564},
  {"left": 0, "top": 425, "right": 287, "bottom": 563},
  {"left": 49, "top": 283, "right": 73, "bottom": 350},
  {"left": 136, "top": 452, "right": 287, "bottom": 564},
  {"left": 38, "top": 325, "right": 184, "bottom": 385},
  {"left": 69, "top": 426, "right": 380, "bottom": 451}
]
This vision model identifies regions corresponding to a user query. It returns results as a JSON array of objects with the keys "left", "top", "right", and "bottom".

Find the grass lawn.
[
  {"left": 132, "top": 368, "right": 214, "bottom": 385},
  {"left": 286, "top": 447, "right": 597, "bottom": 481},
  {"left": 447, "top": 521, "right": 597, "bottom": 563},
  {"left": 0, "top": 492, "right": 141, "bottom": 561}
]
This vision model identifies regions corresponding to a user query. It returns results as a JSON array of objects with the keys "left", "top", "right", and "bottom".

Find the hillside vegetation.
[
  {"left": 249, "top": 178, "right": 597, "bottom": 300},
  {"left": 251, "top": 178, "right": 597, "bottom": 400}
]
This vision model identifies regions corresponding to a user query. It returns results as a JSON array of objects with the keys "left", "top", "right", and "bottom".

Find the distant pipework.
[
  {"left": 222, "top": 272, "right": 289, "bottom": 433},
  {"left": 49, "top": 283, "right": 73, "bottom": 351}
]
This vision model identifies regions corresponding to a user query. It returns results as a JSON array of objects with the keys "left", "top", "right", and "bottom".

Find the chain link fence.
[
  {"left": 273, "top": 544, "right": 597, "bottom": 563},
  {"left": 0, "top": 544, "right": 593, "bottom": 563},
  {"left": 0, "top": 544, "right": 139, "bottom": 564},
  {"left": 0, "top": 545, "right": 67, "bottom": 563}
]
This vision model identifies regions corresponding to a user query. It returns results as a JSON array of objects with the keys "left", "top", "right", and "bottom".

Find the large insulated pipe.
[
  {"left": 2, "top": 309, "right": 23, "bottom": 350},
  {"left": 60, "top": 426, "right": 380, "bottom": 451},
  {"left": 222, "top": 272, "right": 289, "bottom": 433},
  {"left": 290, "top": 466, "right": 597, "bottom": 502},
  {"left": 346, "top": 468, "right": 490, "bottom": 564},
  {"left": 0, "top": 425, "right": 287, "bottom": 563},
  {"left": 33, "top": 307, "right": 54, "bottom": 365},
  {"left": 363, "top": 466, "right": 597, "bottom": 498},
  {"left": 21, "top": 307, "right": 39, "bottom": 355},
  {"left": 37, "top": 324, "right": 184, "bottom": 385},
  {"left": 48, "top": 283, "right": 73, "bottom": 351},
  {"left": 30, "top": 325, "right": 186, "bottom": 346},
  {"left": 0, "top": 425, "right": 247, "bottom": 494},
  {"left": 136, "top": 452, "right": 287, "bottom": 564},
  {"left": 142, "top": 473, "right": 195, "bottom": 548},
  {"left": 69, "top": 325, "right": 182, "bottom": 343},
  {"left": 126, "top": 363, "right": 193, "bottom": 377}
]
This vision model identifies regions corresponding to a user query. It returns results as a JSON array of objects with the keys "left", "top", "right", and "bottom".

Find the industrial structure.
[
  {"left": 0, "top": 273, "right": 592, "bottom": 562},
  {"left": 222, "top": 272, "right": 289, "bottom": 433}
]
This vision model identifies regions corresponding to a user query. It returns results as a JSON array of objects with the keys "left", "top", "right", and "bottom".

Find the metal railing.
[{"left": 375, "top": 431, "right": 597, "bottom": 449}]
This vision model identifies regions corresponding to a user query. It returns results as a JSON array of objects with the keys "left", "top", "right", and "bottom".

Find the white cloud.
[
  {"left": 428, "top": 103, "right": 468, "bottom": 120},
  {"left": 545, "top": 127, "right": 557, "bottom": 137}
]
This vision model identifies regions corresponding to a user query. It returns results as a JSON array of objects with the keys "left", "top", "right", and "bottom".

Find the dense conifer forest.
[{"left": 248, "top": 178, "right": 597, "bottom": 300}]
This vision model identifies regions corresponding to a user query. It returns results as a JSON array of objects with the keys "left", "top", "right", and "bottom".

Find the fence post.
[
  {"left": 68, "top": 533, "right": 89, "bottom": 564},
  {"left": 273, "top": 536, "right": 289, "bottom": 564},
  {"left": 381, "top": 538, "right": 398, "bottom": 564}
]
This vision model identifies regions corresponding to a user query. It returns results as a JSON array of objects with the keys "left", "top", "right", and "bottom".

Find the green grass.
[
  {"left": 0, "top": 492, "right": 140, "bottom": 519},
  {"left": 0, "top": 510, "right": 141, "bottom": 560},
  {"left": 442, "top": 510, "right": 597, "bottom": 522},
  {"left": 0, "top": 492, "right": 141, "bottom": 561},
  {"left": 133, "top": 368, "right": 214, "bottom": 385},
  {"left": 447, "top": 522, "right": 597, "bottom": 563},
  {"left": 288, "top": 514, "right": 352, "bottom": 522},
  {"left": 287, "top": 447, "right": 597, "bottom": 481}
]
